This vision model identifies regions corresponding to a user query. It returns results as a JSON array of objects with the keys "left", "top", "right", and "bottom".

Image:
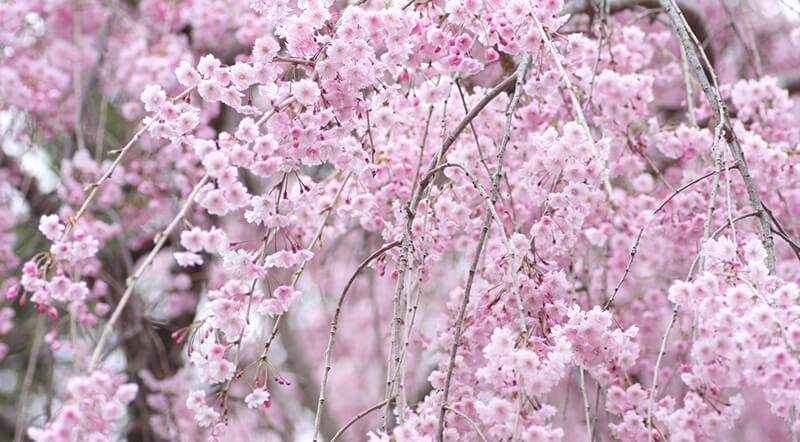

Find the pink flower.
[
  {"left": 0, "top": 308, "right": 14, "bottom": 334},
  {"left": 38, "top": 214, "right": 63, "bottom": 241},
  {"left": 198, "top": 78, "right": 224, "bottom": 102},
  {"left": 264, "top": 249, "right": 313, "bottom": 268},
  {"left": 252, "top": 157, "right": 282, "bottom": 178},
  {"left": 174, "top": 251, "right": 203, "bottom": 267},
  {"left": 230, "top": 63, "right": 255, "bottom": 90},
  {"left": 202, "top": 357, "right": 235, "bottom": 384},
  {"left": 221, "top": 87, "right": 244, "bottom": 108},
  {"left": 253, "top": 134, "right": 278, "bottom": 156},
  {"left": 175, "top": 61, "right": 201, "bottom": 87},
  {"left": 253, "top": 36, "right": 279, "bottom": 60},
  {"left": 197, "top": 54, "right": 221, "bottom": 76},
  {"left": 208, "top": 298, "right": 244, "bottom": 340},
  {"left": 203, "top": 227, "right": 229, "bottom": 254},
  {"left": 274, "top": 285, "right": 300, "bottom": 304},
  {"left": 200, "top": 188, "right": 230, "bottom": 216},
  {"left": 202, "top": 150, "right": 230, "bottom": 178},
  {"left": 141, "top": 85, "right": 167, "bottom": 112},
  {"left": 223, "top": 249, "right": 263, "bottom": 279},
  {"left": 181, "top": 227, "right": 205, "bottom": 252},
  {"left": 235, "top": 117, "right": 259, "bottom": 142},
  {"left": 186, "top": 390, "right": 219, "bottom": 427},
  {"left": 292, "top": 78, "right": 320, "bottom": 106}
]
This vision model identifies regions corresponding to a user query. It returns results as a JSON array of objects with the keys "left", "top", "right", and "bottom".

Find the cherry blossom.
[{"left": 4, "top": 0, "right": 800, "bottom": 441}]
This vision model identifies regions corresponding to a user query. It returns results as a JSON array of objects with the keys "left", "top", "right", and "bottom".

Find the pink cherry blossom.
[{"left": 6, "top": 1, "right": 800, "bottom": 440}]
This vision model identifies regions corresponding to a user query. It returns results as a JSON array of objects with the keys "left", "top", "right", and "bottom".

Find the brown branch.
[{"left": 779, "top": 70, "right": 800, "bottom": 95}]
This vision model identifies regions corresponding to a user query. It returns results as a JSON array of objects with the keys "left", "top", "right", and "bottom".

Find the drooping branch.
[
  {"left": 657, "top": 0, "right": 776, "bottom": 273},
  {"left": 383, "top": 57, "right": 534, "bottom": 432},
  {"left": 330, "top": 399, "right": 390, "bottom": 442},
  {"left": 88, "top": 174, "right": 210, "bottom": 372},
  {"left": 435, "top": 52, "right": 532, "bottom": 442},
  {"left": 313, "top": 240, "right": 401, "bottom": 442}
]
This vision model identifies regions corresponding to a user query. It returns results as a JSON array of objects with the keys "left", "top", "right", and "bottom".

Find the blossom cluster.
[{"left": 3, "top": 0, "right": 800, "bottom": 441}]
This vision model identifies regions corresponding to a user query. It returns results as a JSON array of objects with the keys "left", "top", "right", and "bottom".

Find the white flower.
[{"left": 244, "top": 386, "right": 271, "bottom": 408}]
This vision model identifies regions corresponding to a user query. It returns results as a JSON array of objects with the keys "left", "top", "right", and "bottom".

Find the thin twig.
[
  {"left": 259, "top": 172, "right": 352, "bottom": 363},
  {"left": 422, "top": 162, "right": 527, "bottom": 333},
  {"left": 72, "top": 0, "right": 85, "bottom": 153},
  {"left": 454, "top": 79, "right": 492, "bottom": 178},
  {"left": 579, "top": 366, "right": 593, "bottom": 442},
  {"left": 560, "top": 0, "right": 714, "bottom": 65},
  {"left": 272, "top": 56, "right": 317, "bottom": 66},
  {"left": 698, "top": 121, "right": 725, "bottom": 274},
  {"left": 88, "top": 174, "right": 209, "bottom": 372},
  {"left": 65, "top": 86, "right": 195, "bottom": 239},
  {"left": 409, "top": 106, "right": 435, "bottom": 199},
  {"left": 646, "top": 306, "right": 678, "bottom": 440},
  {"left": 679, "top": 43, "right": 698, "bottom": 127},
  {"left": 383, "top": 61, "right": 528, "bottom": 432},
  {"left": 532, "top": 11, "right": 614, "bottom": 201},
  {"left": 603, "top": 164, "right": 736, "bottom": 309},
  {"left": 718, "top": 0, "right": 762, "bottom": 77},
  {"left": 313, "top": 241, "right": 402, "bottom": 442},
  {"left": 13, "top": 316, "right": 44, "bottom": 442},
  {"left": 330, "top": 399, "right": 390, "bottom": 442},
  {"left": 445, "top": 405, "right": 489, "bottom": 442}
]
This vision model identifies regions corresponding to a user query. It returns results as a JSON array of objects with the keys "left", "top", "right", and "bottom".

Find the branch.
[
  {"left": 778, "top": 70, "right": 800, "bottom": 95},
  {"left": 88, "top": 174, "right": 209, "bottom": 372},
  {"left": 435, "top": 52, "right": 531, "bottom": 442},
  {"left": 445, "top": 405, "right": 488, "bottom": 442},
  {"left": 330, "top": 400, "right": 390, "bottom": 442},
  {"left": 533, "top": 10, "right": 614, "bottom": 201},
  {"left": 313, "top": 240, "right": 401, "bottom": 442},
  {"left": 603, "top": 164, "right": 737, "bottom": 309},
  {"left": 658, "top": 0, "right": 776, "bottom": 274},
  {"left": 383, "top": 57, "right": 530, "bottom": 431},
  {"left": 66, "top": 86, "right": 196, "bottom": 239},
  {"left": 259, "top": 172, "right": 353, "bottom": 361},
  {"left": 420, "top": 162, "right": 526, "bottom": 332}
]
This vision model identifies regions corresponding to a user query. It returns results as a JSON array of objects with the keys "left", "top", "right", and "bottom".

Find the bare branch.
[
  {"left": 330, "top": 399, "right": 390, "bottom": 442},
  {"left": 88, "top": 174, "right": 209, "bottom": 372},
  {"left": 313, "top": 240, "right": 402, "bottom": 442}
]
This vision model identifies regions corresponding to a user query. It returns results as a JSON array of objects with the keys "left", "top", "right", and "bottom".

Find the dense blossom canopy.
[{"left": 2, "top": 0, "right": 800, "bottom": 441}]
